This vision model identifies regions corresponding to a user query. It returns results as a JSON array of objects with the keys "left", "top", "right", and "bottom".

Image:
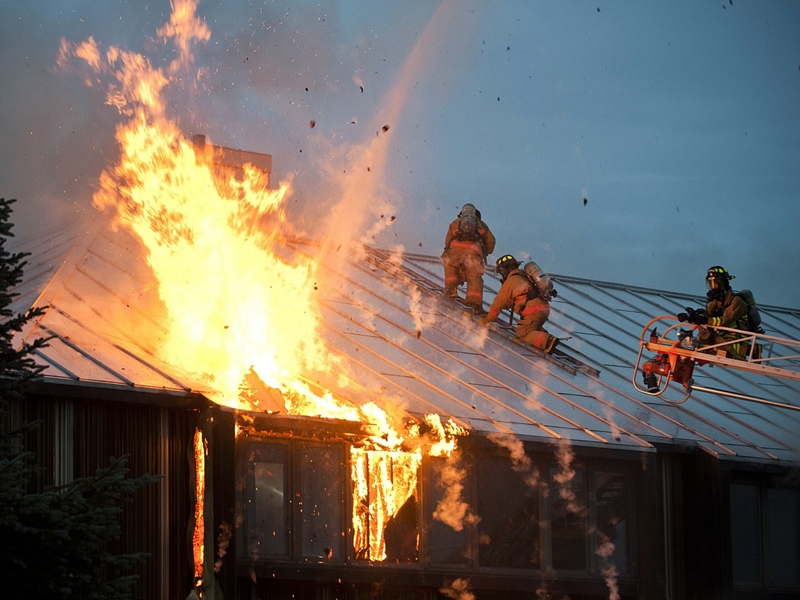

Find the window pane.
[
  {"left": 730, "top": 483, "right": 761, "bottom": 584},
  {"left": 595, "top": 471, "right": 629, "bottom": 574},
  {"left": 426, "top": 456, "right": 469, "bottom": 565},
  {"left": 248, "top": 443, "right": 289, "bottom": 558},
  {"left": 551, "top": 467, "right": 587, "bottom": 571},
  {"left": 767, "top": 488, "right": 800, "bottom": 586},
  {"left": 301, "top": 445, "right": 344, "bottom": 560},
  {"left": 477, "top": 455, "right": 540, "bottom": 569}
]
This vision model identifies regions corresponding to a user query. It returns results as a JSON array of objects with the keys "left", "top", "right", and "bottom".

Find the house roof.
[{"left": 10, "top": 217, "right": 800, "bottom": 464}]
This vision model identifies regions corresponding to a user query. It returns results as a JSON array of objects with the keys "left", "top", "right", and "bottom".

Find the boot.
[
  {"left": 545, "top": 336, "right": 559, "bottom": 355},
  {"left": 468, "top": 301, "right": 487, "bottom": 316},
  {"left": 642, "top": 371, "right": 659, "bottom": 393},
  {"left": 444, "top": 286, "right": 458, "bottom": 298}
]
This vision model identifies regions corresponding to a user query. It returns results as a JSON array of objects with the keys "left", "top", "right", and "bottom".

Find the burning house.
[
  {"left": 7, "top": 137, "right": 800, "bottom": 598},
  {"left": 8, "top": 3, "right": 799, "bottom": 598}
]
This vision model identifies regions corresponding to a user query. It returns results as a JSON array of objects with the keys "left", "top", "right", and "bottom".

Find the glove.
[
  {"left": 687, "top": 312, "right": 708, "bottom": 325},
  {"left": 478, "top": 316, "right": 493, "bottom": 327},
  {"left": 677, "top": 312, "right": 688, "bottom": 322}
]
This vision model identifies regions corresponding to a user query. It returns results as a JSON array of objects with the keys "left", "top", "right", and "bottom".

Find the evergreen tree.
[{"left": 0, "top": 198, "right": 158, "bottom": 599}]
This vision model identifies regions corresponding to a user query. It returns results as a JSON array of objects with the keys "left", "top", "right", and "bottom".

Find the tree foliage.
[{"left": 0, "top": 198, "right": 159, "bottom": 599}]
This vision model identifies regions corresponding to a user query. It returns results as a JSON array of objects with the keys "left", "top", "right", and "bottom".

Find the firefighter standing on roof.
[
  {"left": 479, "top": 254, "right": 559, "bottom": 355},
  {"left": 678, "top": 266, "right": 752, "bottom": 359},
  {"left": 442, "top": 203, "right": 496, "bottom": 314}
]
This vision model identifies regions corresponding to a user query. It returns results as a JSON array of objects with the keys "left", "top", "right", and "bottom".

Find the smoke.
[
  {"left": 439, "top": 578, "right": 475, "bottom": 600},
  {"left": 432, "top": 450, "right": 480, "bottom": 532},
  {"left": 595, "top": 529, "right": 620, "bottom": 600},
  {"left": 214, "top": 519, "right": 234, "bottom": 573},
  {"left": 552, "top": 442, "right": 584, "bottom": 518},
  {"left": 312, "top": 1, "right": 461, "bottom": 277}
]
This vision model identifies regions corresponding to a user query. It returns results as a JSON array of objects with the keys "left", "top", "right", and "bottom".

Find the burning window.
[{"left": 351, "top": 448, "right": 421, "bottom": 562}]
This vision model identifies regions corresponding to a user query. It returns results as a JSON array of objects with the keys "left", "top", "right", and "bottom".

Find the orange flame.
[
  {"left": 62, "top": 0, "right": 469, "bottom": 565},
  {"left": 192, "top": 428, "right": 205, "bottom": 580}
]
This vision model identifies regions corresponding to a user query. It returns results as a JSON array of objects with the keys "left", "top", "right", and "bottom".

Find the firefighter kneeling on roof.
[
  {"left": 479, "top": 254, "right": 560, "bottom": 355},
  {"left": 442, "top": 203, "right": 496, "bottom": 315},
  {"left": 677, "top": 265, "right": 762, "bottom": 360}
]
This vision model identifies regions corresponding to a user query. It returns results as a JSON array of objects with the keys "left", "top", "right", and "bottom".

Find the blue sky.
[{"left": 1, "top": 0, "right": 798, "bottom": 307}]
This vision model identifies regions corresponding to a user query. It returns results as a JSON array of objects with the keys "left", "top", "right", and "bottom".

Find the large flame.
[
  {"left": 93, "top": 114, "right": 325, "bottom": 407},
  {"left": 61, "top": 0, "right": 469, "bottom": 566}
]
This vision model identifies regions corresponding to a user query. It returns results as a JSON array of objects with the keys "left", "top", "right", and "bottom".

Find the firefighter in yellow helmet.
[
  {"left": 479, "top": 254, "right": 559, "bottom": 354},
  {"left": 442, "top": 203, "right": 496, "bottom": 314},
  {"left": 678, "top": 266, "right": 752, "bottom": 359}
]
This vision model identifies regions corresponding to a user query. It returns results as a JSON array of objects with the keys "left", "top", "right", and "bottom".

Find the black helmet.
[
  {"left": 495, "top": 254, "right": 521, "bottom": 278},
  {"left": 706, "top": 266, "right": 733, "bottom": 300},
  {"left": 706, "top": 265, "right": 733, "bottom": 286}
]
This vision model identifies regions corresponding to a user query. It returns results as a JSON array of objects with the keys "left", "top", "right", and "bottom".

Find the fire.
[
  {"left": 62, "top": 0, "right": 468, "bottom": 567},
  {"left": 352, "top": 448, "right": 421, "bottom": 560},
  {"left": 93, "top": 116, "right": 323, "bottom": 408},
  {"left": 192, "top": 428, "right": 206, "bottom": 580}
]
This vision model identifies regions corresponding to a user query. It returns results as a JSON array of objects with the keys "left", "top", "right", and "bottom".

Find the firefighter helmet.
[
  {"left": 495, "top": 254, "right": 521, "bottom": 277},
  {"left": 706, "top": 265, "right": 734, "bottom": 300},
  {"left": 706, "top": 265, "right": 733, "bottom": 286}
]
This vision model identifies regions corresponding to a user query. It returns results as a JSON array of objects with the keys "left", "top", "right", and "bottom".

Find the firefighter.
[
  {"left": 442, "top": 203, "right": 496, "bottom": 314},
  {"left": 678, "top": 265, "right": 751, "bottom": 359},
  {"left": 479, "top": 254, "right": 559, "bottom": 354}
]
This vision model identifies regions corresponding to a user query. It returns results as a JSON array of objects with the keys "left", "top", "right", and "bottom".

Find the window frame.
[
  {"left": 237, "top": 437, "right": 348, "bottom": 565},
  {"left": 425, "top": 445, "right": 638, "bottom": 579},
  {"left": 730, "top": 475, "right": 800, "bottom": 592}
]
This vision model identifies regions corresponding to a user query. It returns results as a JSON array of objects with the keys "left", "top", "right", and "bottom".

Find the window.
[
  {"left": 550, "top": 466, "right": 586, "bottom": 571},
  {"left": 731, "top": 483, "right": 761, "bottom": 584},
  {"left": 245, "top": 442, "right": 289, "bottom": 559},
  {"left": 470, "top": 452, "right": 632, "bottom": 576},
  {"left": 300, "top": 444, "right": 345, "bottom": 561},
  {"left": 240, "top": 439, "right": 346, "bottom": 563},
  {"left": 351, "top": 448, "right": 420, "bottom": 563},
  {"left": 477, "top": 455, "right": 541, "bottom": 569},
  {"left": 595, "top": 471, "right": 630, "bottom": 575},
  {"left": 732, "top": 481, "right": 800, "bottom": 589},
  {"left": 425, "top": 456, "right": 469, "bottom": 565}
]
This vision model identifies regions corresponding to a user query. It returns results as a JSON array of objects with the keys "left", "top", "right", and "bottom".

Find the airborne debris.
[
  {"left": 382, "top": 124, "right": 390, "bottom": 133},
  {"left": 360, "top": 85, "right": 364, "bottom": 93},
  {"left": 389, "top": 215, "right": 395, "bottom": 222},
  {"left": 309, "top": 120, "right": 316, "bottom": 129},
  {"left": 583, "top": 197, "right": 588, "bottom": 206}
]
